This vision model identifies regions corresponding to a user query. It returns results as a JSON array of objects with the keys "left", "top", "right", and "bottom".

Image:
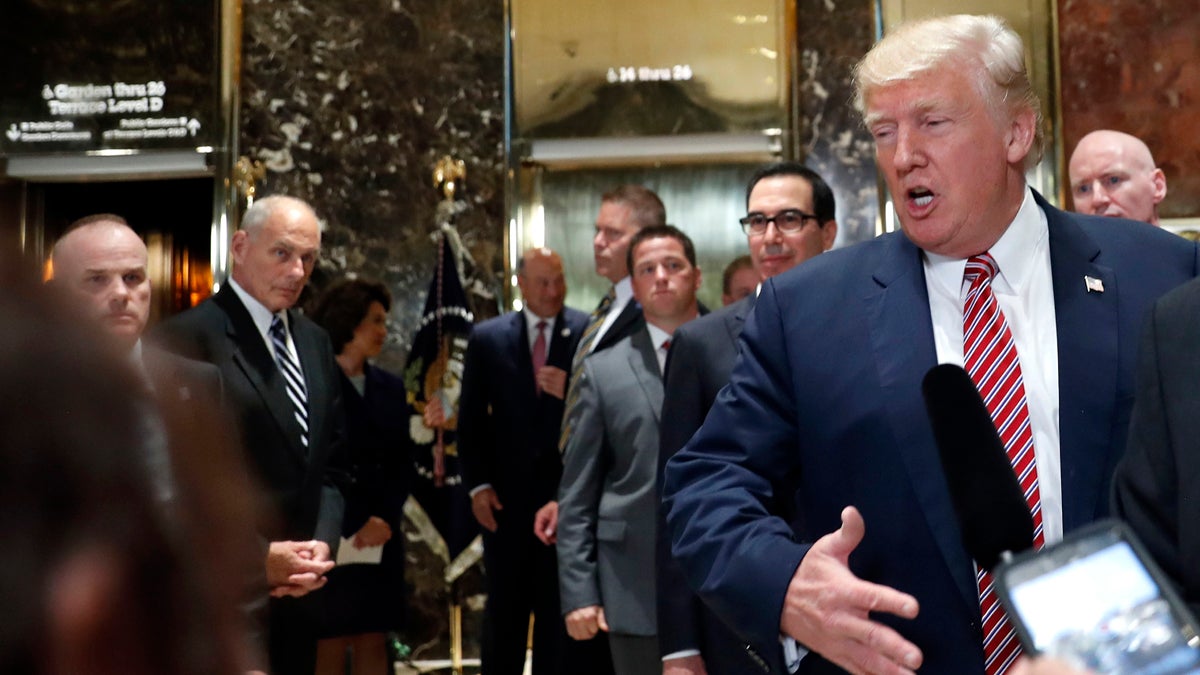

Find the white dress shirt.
[
  {"left": 922, "top": 187, "right": 1063, "bottom": 544},
  {"left": 646, "top": 323, "right": 672, "bottom": 376},
  {"left": 523, "top": 307, "right": 555, "bottom": 352}
]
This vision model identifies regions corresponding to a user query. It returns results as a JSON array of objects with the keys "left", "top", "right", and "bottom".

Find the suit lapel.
[
  {"left": 597, "top": 300, "right": 643, "bottom": 353},
  {"left": 214, "top": 287, "right": 308, "bottom": 461},
  {"left": 628, "top": 328, "right": 664, "bottom": 423},
  {"left": 864, "top": 234, "right": 979, "bottom": 616},
  {"left": 510, "top": 312, "right": 539, "bottom": 395},
  {"left": 1041, "top": 194, "right": 1117, "bottom": 531},
  {"left": 725, "top": 294, "right": 754, "bottom": 344},
  {"left": 547, "top": 310, "right": 575, "bottom": 369}
]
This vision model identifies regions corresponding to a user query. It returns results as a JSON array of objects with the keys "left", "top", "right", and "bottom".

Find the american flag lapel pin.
[{"left": 1084, "top": 276, "right": 1105, "bottom": 293}]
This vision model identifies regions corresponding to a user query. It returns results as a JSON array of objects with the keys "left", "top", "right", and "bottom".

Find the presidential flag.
[{"left": 404, "top": 224, "right": 478, "bottom": 562}]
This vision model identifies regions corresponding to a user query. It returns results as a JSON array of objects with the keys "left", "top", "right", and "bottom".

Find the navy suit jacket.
[
  {"left": 658, "top": 295, "right": 765, "bottom": 672},
  {"left": 663, "top": 194, "right": 1199, "bottom": 673},
  {"left": 459, "top": 307, "right": 588, "bottom": 512}
]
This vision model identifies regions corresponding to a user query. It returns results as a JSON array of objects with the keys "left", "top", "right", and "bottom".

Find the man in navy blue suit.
[
  {"left": 656, "top": 162, "right": 837, "bottom": 675},
  {"left": 458, "top": 247, "right": 588, "bottom": 675},
  {"left": 662, "top": 14, "right": 1198, "bottom": 675}
]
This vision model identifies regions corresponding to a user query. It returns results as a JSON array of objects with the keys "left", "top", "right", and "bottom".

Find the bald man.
[
  {"left": 1069, "top": 130, "right": 1168, "bottom": 225},
  {"left": 50, "top": 215, "right": 227, "bottom": 408},
  {"left": 457, "top": 247, "right": 588, "bottom": 675}
]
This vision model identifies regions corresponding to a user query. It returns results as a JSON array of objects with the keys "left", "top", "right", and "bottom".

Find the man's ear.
[
  {"left": 229, "top": 230, "right": 249, "bottom": 265},
  {"left": 1005, "top": 107, "right": 1037, "bottom": 167},
  {"left": 822, "top": 220, "right": 839, "bottom": 251},
  {"left": 1152, "top": 168, "right": 1168, "bottom": 204}
]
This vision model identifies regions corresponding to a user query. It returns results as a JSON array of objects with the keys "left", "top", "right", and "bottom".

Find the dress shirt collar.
[
  {"left": 612, "top": 276, "right": 634, "bottom": 307},
  {"left": 523, "top": 307, "right": 556, "bottom": 350},
  {"left": 646, "top": 323, "right": 672, "bottom": 375},
  {"left": 923, "top": 187, "right": 1047, "bottom": 298},
  {"left": 228, "top": 277, "right": 290, "bottom": 338},
  {"left": 523, "top": 307, "right": 555, "bottom": 333}
]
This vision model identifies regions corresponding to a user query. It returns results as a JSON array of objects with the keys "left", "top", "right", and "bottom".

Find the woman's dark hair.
[{"left": 309, "top": 279, "right": 392, "bottom": 355}]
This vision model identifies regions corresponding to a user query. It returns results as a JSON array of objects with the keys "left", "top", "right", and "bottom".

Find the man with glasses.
[{"left": 656, "top": 162, "right": 836, "bottom": 675}]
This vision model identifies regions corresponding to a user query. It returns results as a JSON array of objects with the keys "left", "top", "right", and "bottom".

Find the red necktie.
[
  {"left": 532, "top": 320, "right": 547, "bottom": 392},
  {"left": 962, "top": 254, "right": 1045, "bottom": 675}
]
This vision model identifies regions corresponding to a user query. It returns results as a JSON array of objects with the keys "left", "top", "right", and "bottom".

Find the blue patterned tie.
[{"left": 270, "top": 315, "right": 309, "bottom": 448}]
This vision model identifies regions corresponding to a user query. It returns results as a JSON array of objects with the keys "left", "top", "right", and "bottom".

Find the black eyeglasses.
[{"left": 738, "top": 209, "right": 820, "bottom": 236}]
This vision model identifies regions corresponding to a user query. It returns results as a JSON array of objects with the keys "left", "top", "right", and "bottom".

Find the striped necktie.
[
  {"left": 962, "top": 253, "right": 1044, "bottom": 675},
  {"left": 559, "top": 287, "right": 616, "bottom": 451},
  {"left": 270, "top": 315, "right": 310, "bottom": 448},
  {"left": 572, "top": 286, "right": 616, "bottom": 373}
]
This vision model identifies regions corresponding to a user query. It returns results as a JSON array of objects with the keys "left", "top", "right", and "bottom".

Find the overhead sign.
[{"left": 0, "top": 0, "right": 220, "bottom": 155}]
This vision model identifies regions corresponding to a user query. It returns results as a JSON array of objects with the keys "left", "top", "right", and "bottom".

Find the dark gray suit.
[
  {"left": 657, "top": 296, "right": 764, "bottom": 672},
  {"left": 154, "top": 284, "right": 346, "bottom": 675},
  {"left": 559, "top": 326, "right": 662, "bottom": 674},
  {"left": 1114, "top": 276, "right": 1200, "bottom": 619}
]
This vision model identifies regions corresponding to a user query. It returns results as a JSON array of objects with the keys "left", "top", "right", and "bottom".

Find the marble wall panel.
[
  {"left": 1059, "top": 0, "right": 1200, "bottom": 218},
  {"left": 240, "top": 0, "right": 504, "bottom": 661},
  {"left": 796, "top": 0, "right": 881, "bottom": 245}
]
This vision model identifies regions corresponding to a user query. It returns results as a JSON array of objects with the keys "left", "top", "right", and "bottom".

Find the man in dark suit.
[
  {"left": 457, "top": 247, "right": 587, "bottom": 675},
  {"left": 662, "top": 14, "right": 1199, "bottom": 675},
  {"left": 49, "top": 214, "right": 225, "bottom": 500},
  {"left": 656, "top": 163, "right": 837, "bottom": 675},
  {"left": 1113, "top": 277, "right": 1200, "bottom": 619},
  {"left": 155, "top": 195, "right": 346, "bottom": 675},
  {"left": 559, "top": 225, "right": 701, "bottom": 675}
]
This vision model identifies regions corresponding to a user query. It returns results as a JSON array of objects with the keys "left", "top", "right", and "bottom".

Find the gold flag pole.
[{"left": 433, "top": 155, "right": 467, "bottom": 675}]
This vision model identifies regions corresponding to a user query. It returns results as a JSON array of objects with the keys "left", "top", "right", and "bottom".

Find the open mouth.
[{"left": 908, "top": 188, "right": 934, "bottom": 207}]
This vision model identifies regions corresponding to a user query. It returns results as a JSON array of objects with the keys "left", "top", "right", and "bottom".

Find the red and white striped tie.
[{"left": 962, "top": 253, "right": 1045, "bottom": 675}]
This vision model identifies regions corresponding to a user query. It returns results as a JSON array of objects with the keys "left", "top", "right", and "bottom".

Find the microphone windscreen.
[{"left": 922, "top": 363, "right": 1034, "bottom": 570}]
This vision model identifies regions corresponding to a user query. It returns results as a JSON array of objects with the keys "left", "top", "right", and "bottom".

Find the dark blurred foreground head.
[{"left": 0, "top": 266, "right": 257, "bottom": 675}]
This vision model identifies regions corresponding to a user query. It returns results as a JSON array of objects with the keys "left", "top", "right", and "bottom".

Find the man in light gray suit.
[{"left": 557, "top": 225, "right": 702, "bottom": 675}]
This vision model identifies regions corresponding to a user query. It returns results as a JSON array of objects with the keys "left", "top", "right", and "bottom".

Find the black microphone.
[{"left": 922, "top": 363, "right": 1034, "bottom": 571}]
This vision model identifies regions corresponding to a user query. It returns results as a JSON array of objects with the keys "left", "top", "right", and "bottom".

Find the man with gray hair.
[
  {"left": 663, "top": 14, "right": 1197, "bottom": 674},
  {"left": 156, "top": 195, "right": 347, "bottom": 675},
  {"left": 1069, "top": 129, "right": 1168, "bottom": 225}
]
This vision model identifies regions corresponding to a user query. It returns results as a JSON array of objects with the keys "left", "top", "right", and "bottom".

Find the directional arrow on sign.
[{"left": 186, "top": 119, "right": 201, "bottom": 136}]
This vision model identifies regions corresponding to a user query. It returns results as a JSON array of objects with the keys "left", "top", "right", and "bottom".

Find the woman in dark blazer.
[{"left": 310, "top": 279, "right": 411, "bottom": 639}]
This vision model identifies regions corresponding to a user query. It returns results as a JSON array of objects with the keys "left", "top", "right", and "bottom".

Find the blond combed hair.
[{"left": 853, "top": 14, "right": 1045, "bottom": 169}]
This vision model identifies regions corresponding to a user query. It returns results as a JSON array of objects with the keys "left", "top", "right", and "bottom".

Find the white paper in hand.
[{"left": 336, "top": 536, "right": 384, "bottom": 565}]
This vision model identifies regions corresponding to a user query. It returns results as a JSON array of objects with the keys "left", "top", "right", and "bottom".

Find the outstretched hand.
[{"left": 780, "top": 506, "right": 923, "bottom": 675}]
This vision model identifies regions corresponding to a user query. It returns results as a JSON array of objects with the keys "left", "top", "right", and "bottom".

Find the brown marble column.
[{"left": 1059, "top": 0, "right": 1200, "bottom": 218}]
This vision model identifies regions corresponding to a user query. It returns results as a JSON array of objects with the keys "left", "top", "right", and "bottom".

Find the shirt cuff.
[
  {"left": 781, "top": 635, "right": 807, "bottom": 673},
  {"left": 662, "top": 649, "right": 702, "bottom": 662},
  {"left": 468, "top": 483, "right": 492, "bottom": 498}
]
